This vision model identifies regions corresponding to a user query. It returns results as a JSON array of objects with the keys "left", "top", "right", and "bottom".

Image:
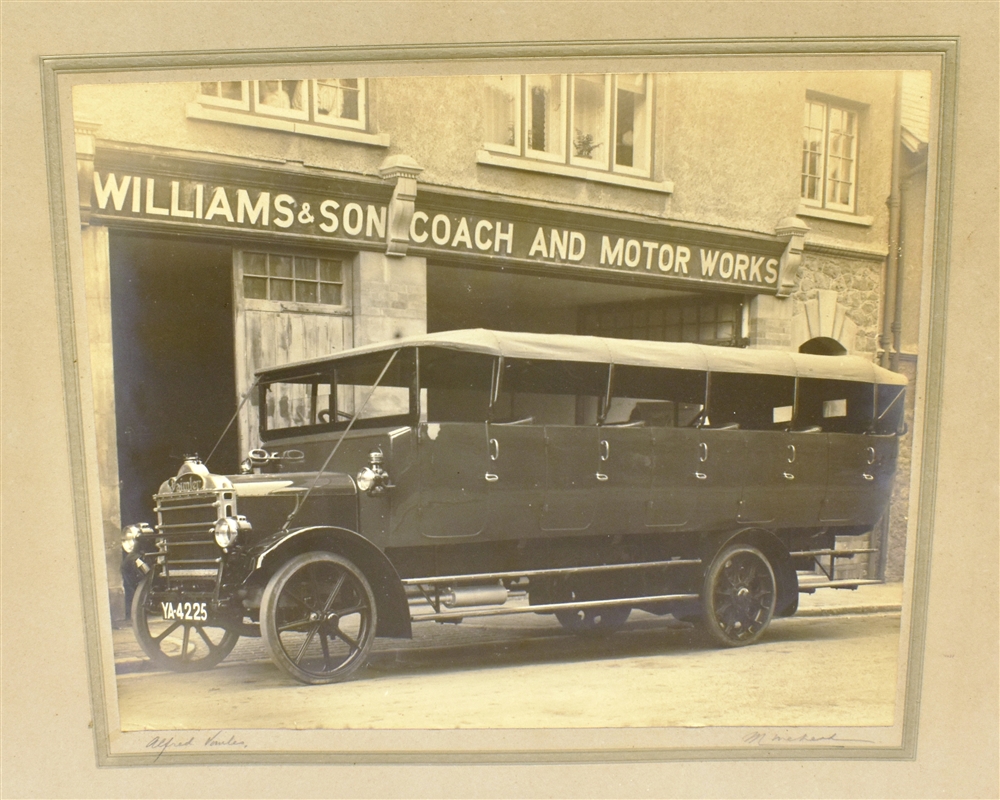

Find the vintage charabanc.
[{"left": 121, "top": 329, "right": 906, "bottom": 683}]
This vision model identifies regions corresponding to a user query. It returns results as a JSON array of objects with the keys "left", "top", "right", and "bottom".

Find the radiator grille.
[{"left": 154, "top": 490, "right": 228, "bottom": 583}]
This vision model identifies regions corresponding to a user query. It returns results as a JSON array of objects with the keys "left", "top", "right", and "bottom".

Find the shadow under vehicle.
[{"left": 121, "top": 329, "right": 907, "bottom": 684}]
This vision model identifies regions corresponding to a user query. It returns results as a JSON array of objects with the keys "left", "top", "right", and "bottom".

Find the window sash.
[
  {"left": 569, "top": 74, "right": 611, "bottom": 170},
  {"left": 524, "top": 75, "right": 567, "bottom": 163},
  {"left": 254, "top": 80, "right": 309, "bottom": 120},
  {"left": 312, "top": 78, "right": 367, "bottom": 130},
  {"left": 611, "top": 73, "right": 651, "bottom": 176},
  {"left": 801, "top": 99, "right": 858, "bottom": 213},
  {"left": 198, "top": 81, "right": 251, "bottom": 110},
  {"left": 483, "top": 75, "right": 521, "bottom": 154},
  {"left": 240, "top": 251, "right": 346, "bottom": 307}
]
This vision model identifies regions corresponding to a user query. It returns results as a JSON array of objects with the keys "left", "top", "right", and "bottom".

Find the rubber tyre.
[
  {"left": 701, "top": 544, "right": 776, "bottom": 647},
  {"left": 131, "top": 575, "right": 240, "bottom": 672},
  {"left": 261, "top": 551, "right": 377, "bottom": 685}
]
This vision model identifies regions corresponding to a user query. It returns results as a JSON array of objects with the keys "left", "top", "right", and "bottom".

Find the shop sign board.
[{"left": 90, "top": 170, "right": 783, "bottom": 293}]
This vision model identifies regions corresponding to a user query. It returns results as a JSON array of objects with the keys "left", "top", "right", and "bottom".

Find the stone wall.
[{"left": 792, "top": 251, "right": 883, "bottom": 355}]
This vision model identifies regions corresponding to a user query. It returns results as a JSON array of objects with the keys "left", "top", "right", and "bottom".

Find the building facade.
[{"left": 72, "top": 69, "right": 927, "bottom": 621}]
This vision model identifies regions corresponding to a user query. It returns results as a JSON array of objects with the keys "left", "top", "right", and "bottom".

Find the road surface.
[{"left": 115, "top": 610, "right": 901, "bottom": 730}]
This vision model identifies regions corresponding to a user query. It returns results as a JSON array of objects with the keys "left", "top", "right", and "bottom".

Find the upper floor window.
[
  {"left": 801, "top": 97, "right": 859, "bottom": 213},
  {"left": 484, "top": 73, "right": 652, "bottom": 178},
  {"left": 196, "top": 78, "right": 368, "bottom": 133}
]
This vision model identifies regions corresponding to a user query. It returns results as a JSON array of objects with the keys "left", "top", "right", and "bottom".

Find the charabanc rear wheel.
[
  {"left": 701, "top": 544, "right": 776, "bottom": 647},
  {"left": 261, "top": 552, "right": 377, "bottom": 685},
  {"left": 131, "top": 575, "right": 240, "bottom": 672},
  {"left": 555, "top": 605, "right": 630, "bottom": 634}
]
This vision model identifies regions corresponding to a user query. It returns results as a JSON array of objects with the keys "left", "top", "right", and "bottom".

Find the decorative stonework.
[
  {"left": 790, "top": 289, "right": 859, "bottom": 353},
  {"left": 378, "top": 155, "right": 424, "bottom": 257},
  {"left": 774, "top": 216, "right": 810, "bottom": 298}
]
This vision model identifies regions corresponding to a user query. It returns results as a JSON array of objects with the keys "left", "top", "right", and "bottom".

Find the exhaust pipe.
[{"left": 441, "top": 583, "right": 509, "bottom": 608}]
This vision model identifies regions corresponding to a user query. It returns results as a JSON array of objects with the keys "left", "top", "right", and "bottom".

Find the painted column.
[
  {"left": 351, "top": 251, "right": 427, "bottom": 347},
  {"left": 81, "top": 223, "right": 126, "bottom": 622}
]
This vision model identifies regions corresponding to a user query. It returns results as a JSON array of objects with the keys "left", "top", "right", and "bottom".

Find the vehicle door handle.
[
  {"left": 485, "top": 473, "right": 499, "bottom": 482},
  {"left": 694, "top": 472, "right": 707, "bottom": 480},
  {"left": 596, "top": 472, "right": 608, "bottom": 481},
  {"left": 489, "top": 438, "right": 499, "bottom": 461},
  {"left": 599, "top": 439, "right": 610, "bottom": 462},
  {"left": 698, "top": 442, "right": 708, "bottom": 463},
  {"left": 787, "top": 444, "right": 796, "bottom": 463},
  {"left": 783, "top": 472, "right": 795, "bottom": 480},
  {"left": 866, "top": 446, "right": 876, "bottom": 465},
  {"left": 862, "top": 473, "right": 874, "bottom": 481}
]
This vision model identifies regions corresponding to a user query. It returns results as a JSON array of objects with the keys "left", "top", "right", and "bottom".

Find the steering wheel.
[{"left": 317, "top": 409, "right": 352, "bottom": 423}]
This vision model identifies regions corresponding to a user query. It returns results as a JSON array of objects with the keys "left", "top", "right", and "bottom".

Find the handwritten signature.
[
  {"left": 146, "top": 731, "right": 248, "bottom": 760},
  {"left": 743, "top": 731, "right": 876, "bottom": 747}
]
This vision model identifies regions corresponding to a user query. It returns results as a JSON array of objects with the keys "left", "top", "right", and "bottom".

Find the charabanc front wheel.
[
  {"left": 701, "top": 544, "right": 776, "bottom": 647},
  {"left": 555, "top": 605, "right": 630, "bottom": 634},
  {"left": 131, "top": 576, "right": 240, "bottom": 672},
  {"left": 260, "top": 552, "right": 377, "bottom": 685}
]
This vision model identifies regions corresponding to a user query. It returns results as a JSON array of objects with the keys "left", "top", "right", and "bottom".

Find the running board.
[
  {"left": 797, "top": 578, "right": 882, "bottom": 593},
  {"left": 410, "top": 593, "right": 700, "bottom": 623},
  {"left": 401, "top": 558, "right": 701, "bottom": 588}
]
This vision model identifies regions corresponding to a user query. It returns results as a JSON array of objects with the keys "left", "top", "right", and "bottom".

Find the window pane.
[
  {"left": 525, "top": 75, "right": 564, "bottom": 157},
  {"left": 200, "top": 82, "right": 220, "bottom": 97},
  {"left": 572, "top": 75, "right": 608, "bottom": 165},
  {"left": 319, "top": 259, "right": 342, "bottom": 282},
  {"left": 270, "top": 254, "right": 293, "bottom": 278},
  {"left": 339, "top": 78, "right": 359, "bottom": 120},
  {"left": 320, "top": 283, "right": 343, "bottom": 305},
  {"left": 243, "top": 276, "right": 267, "bottom": 299},
  {"left": 316, "top": 78, "right": 360, "bottom": 121},
  {"left": 295, "top": 282, "right": 317, "bottom": 303},
  {"left": 271, "top": 279, "right": 293, "bottom": 301},
  {"left": 484, "top": 75, "right": 519, "bottom": 148},
  {"left": 615, "top": 74, "right": 647, "bottom": 171},
  {"left": 825, "top": 107, "right": 856, "bottom": 209},
  {"left": 221, "top": 82, "right": 243, "bottom": 100},
  {"left": 258, "top": 80, "right": 304, "bottom": 111},
  {"left": 801, "top": 101, "right": 826, "bottom": 202},
  {"left": 243, "top": 252, "right": 267, "bottom": 275},
  {"left": 294, "top": 257, "right": 316, "bottom": 279}
]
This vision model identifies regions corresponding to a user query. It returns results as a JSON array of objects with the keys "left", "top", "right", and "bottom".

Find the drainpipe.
[
  {"left": 881, "top": 72, "right": 904, "bottom": 370},
  {"left": 891, "top": 175, "right": 906, "bottom": 372}
]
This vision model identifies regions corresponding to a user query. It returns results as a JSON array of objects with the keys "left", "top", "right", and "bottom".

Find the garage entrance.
[
  {"left": 109, "top": 232, "right": 239, "bottom": 528},
  {"left": 426, "top": 262, "right": 745, "bottom": 344}
]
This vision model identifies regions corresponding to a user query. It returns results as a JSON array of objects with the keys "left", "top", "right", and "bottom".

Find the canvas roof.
[{"left": 258, "top": 328, "right": 906, "bottom": 386}]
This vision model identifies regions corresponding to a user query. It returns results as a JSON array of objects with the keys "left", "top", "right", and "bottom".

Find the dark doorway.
[{"left": 110, "top": 232, "right": 238, "bottom": 529}]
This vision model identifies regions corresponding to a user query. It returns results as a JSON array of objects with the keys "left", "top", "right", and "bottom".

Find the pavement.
[{"left": 110, "top": 581, "right": 903, "bottom": 676}]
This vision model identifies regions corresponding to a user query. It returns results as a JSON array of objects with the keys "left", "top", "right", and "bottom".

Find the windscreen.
[{"left": 261, "top": 348, "right": 416, "bottom": 436}]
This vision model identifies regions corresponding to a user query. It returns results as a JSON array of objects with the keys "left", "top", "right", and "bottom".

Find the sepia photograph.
[
  {"left": 3, "top": 1, "right": 997, "bottom": 796},
  {"left": 69, "top": 60, "right": 935, "bottom": 754}
]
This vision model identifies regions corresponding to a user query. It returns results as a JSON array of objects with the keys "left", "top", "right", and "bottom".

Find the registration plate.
[{"left": 160, "top": 600, "right": 209, "bottom": 622}]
